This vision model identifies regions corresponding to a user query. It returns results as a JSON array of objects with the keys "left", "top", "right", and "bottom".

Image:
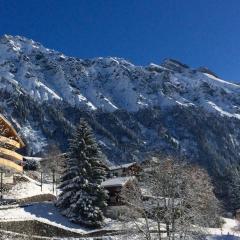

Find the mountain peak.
[
  {"left": 196, "top": 66, "right": 219, "bottom": 78},
  {"left": 160, "top": 58, "right": 190, "bottom": 72},
  {"left": 0, "top": 34, "right": 51, "bottom": 56}
]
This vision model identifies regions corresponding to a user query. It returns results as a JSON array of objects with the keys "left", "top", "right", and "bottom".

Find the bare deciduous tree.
[
  {"left": 120, "top": 157, "right": 221, "bottom": 240},
  {"left": 40, "top": 144, "right": 66, "bottom": 183}
]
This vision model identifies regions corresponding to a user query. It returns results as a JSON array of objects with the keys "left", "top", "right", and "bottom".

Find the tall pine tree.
[{"left": 56, "top": 119, "right": 107, "bottom": 227}]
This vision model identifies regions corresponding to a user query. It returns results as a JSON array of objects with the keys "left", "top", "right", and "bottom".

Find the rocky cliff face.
[{"left": 0, "top": 35, "right": 240, "bottom": 177}]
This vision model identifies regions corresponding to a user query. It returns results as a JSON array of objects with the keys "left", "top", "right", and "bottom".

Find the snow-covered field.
[
  {"left": 0, "top": 177, "right": 240, "bottom": 239},
  {"left": 207, "top": 218, "right": 240, "bottom": 236},
  {"left": 0, "top": 202, "right": 87, "bottom": 234},
  {"left": 5, "top": 180, "right": 53, "bottom": 199},
  {"left": 0, "top": 201, "right": 240, "bottom": 240}
]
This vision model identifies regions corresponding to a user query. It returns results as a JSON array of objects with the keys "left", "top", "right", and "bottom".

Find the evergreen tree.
[{"left": 56, "top": 119, "right": 107, "bottom": 228}]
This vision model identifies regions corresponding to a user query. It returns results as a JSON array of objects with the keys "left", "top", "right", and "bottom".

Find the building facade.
[
  {"left": 101, "top": 176, "right": 137, "bottom": 205},
  {"left": 108, "top": 162, "right": 142, "bottom": 178},
  {"left": 0, "top": 114, "right": 25, "bottom": 173}
]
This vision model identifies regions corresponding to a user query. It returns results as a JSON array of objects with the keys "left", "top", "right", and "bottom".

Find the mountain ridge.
[
  {"left": 0, "top": 35, "right": 240, "bottom": 156},
  {"left": 0, "top": 35, "right": 240, "bottom": 176}
]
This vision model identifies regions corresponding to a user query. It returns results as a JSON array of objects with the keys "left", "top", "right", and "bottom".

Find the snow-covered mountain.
[{"left": 1, "top": 34, "right": 240, "bottom": 175}]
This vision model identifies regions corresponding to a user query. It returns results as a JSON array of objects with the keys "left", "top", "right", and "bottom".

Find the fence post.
[
  {"left": 52, "top": 170, "right": 55, "bottom": 194},
  {"left": 40, "top": 171, "right": 43, "bottom": 192},
  {"left": 0, "top": 171, "right": 3, "bottom": 199}
]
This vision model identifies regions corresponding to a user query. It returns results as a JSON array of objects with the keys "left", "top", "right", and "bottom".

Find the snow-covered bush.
[{"left": 23, "top": 158, "right": 39, "bottom": 171}]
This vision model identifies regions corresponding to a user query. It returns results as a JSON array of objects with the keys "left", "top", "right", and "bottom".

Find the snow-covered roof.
[
  {"left": 23, "top": 156, "right": 43, "bottom": 161},
  {"left": 109, "top": 162, "right": 138, "bottom": 171},
  {"left": 23, "top": 153, "right": 66, "bottom": 162},
  {"left": 101, "top": 176, "right": 136, "bottom": 188}
]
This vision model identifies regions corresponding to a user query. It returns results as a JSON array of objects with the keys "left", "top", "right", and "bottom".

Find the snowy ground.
[
  {"left": 4, "top": 174, "right": 55, "bottom": 199},
  {"left": 5, "top": 181, "right": 54, "bottom": 199},
  {"left": 0, "top": 202, "right": 240, "bottom": 239},
  {"left": 207, "top": 218, "right": 240, "bottom": 236},
  {"left": 108, "top": 218, "right": 240, "bottom": 240},
  {"left": 0, "top": 202, "right": 87, "bottom": 234},
  {"left": 1, "top": 175, "right": 240, "bottom": 239}
]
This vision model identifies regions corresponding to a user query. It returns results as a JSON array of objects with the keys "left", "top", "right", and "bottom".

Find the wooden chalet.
[
  {"left": 108, "top": 162, "right": 142, "bottom": 177},
  {"left": 0, "top": 114, "right": 25, "bottom": 173},
  {"left": 101, "top": 176, "right": 137, "bottom": 205}
]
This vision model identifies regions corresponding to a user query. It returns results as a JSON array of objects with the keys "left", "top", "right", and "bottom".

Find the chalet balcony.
[
  {"left": 0, "top": 135, "right": 21, "bottom": 149},
  {"left": 0, "top": 114, "right": 25, "bottom": 172},
  {"left": 0, "top": 157, "right": 22, "bottom": 172},
  {"left": 0, "top": 147, "right": 23, "bottom": 162}
]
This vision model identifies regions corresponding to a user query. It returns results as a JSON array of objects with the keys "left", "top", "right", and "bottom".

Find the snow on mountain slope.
[
  {"left": 1, "top": 35, "right": 240, "bottom": 182},
  {"left": 1, "top": 37, "right": 238, "bottom": 134},
  {"left": 1, "top": 34, "right": 240, "bottom": 117}
]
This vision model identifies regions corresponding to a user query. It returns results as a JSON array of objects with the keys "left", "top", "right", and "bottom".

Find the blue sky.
[{"left": 0, "top": 0, "right": 240, "bottom": 82}]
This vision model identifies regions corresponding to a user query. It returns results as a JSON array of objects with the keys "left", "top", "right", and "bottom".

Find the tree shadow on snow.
[
  {"left": 22, "top": 202, "right": 88, "bottom": 232},
  {"left": 208, "top": 235, "right": 240, "bottom": 240}
]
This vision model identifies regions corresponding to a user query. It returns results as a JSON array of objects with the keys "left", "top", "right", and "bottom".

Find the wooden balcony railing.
[
  {"left": 0, "top": 157, "right": 23, "bottom": 172},
  {"left": 0, "top": 114, "right": 25, "bottom": 148},
  {"left": 0, "top": 136, "right": 21, "bottom": 149},
  {"left": 0, "top": 147, "right": 23, "bottom": 162}
]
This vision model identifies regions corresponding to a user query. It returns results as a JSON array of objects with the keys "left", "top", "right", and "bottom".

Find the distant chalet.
[
  {"left": 102, "top": 162, "right": 142, "bottom": 205},
  {"left": 0, "top": 114, "right": 25, "bottom": 173},
  {"left": 101, "top": 176, "right": 137, "bottom": 205},
  {"left": 108, "top": 162, "right": 142, "bottom": 177}
]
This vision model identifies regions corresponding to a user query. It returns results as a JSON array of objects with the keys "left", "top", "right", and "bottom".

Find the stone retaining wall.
[
  {"left": 16, "top": 194, "right": 56, "bottom": 205},
  {"left": 0, "top": 220, "right": 82, "bottom": 238},
  {"left": 0, "top": 220, "right": 119, "bottom": 239}
]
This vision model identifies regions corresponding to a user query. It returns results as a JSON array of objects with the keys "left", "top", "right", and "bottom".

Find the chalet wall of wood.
[
  {"left": 0, "top": 114, "right": 25, "bottom": 172},
  {"left": 101, "top": 176, "right": 137, "bottom": 205}
]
